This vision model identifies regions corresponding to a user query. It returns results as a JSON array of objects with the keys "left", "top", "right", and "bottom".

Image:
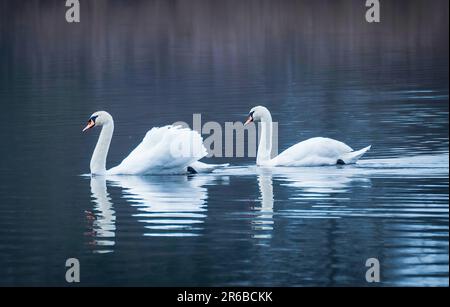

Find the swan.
[
  {"left": 83, "top": 111, "right": 224, "bottom": 175},
  {"left": 244, "top": 106, "right": 371, "bottom": 166}
]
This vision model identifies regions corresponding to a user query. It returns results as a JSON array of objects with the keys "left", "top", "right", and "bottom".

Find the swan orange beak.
[
  {"left": 82, "top": 120, "right": 95, "bottom": 132},
  {"left": 244, "top": 116, "right": 253, "bottom": 126}
]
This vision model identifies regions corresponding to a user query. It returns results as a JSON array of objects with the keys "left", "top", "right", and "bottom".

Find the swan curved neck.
[
  {"left": 257, "top": 110, "right": 273, "bottom": 165},
  {"left": 90, "top": 121, "right": 114, "bottom": 175}
]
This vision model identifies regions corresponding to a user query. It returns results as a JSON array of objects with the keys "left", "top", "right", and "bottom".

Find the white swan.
[
  {"left": 83, "top": 111, "right": 223, "bottom": 175},
  {"left": 244, "top": 106, "right": 371, "bottom": 166}
]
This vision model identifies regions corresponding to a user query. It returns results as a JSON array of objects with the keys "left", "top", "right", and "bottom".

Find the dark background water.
[{"left": 0, "top": 0, "right": 448, "bottom": 286}]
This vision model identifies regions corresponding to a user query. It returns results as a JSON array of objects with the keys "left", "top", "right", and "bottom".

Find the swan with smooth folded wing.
[
  {"left": 82, "top": 111, "right": 226, "bottom": 175},
  {"left": 244, "top": 106, "right": 371, "bottom": 166}
]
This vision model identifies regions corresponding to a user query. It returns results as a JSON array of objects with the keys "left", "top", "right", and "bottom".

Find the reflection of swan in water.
[
  {"left": 86, "top": 176, "right": 116, "bottom": 253},
  {"left": 247, "top": 166, "right": 373, "bottom": 222},
  {"left": 274, "top": 153, "right": 448, "bottom": 197},
  {"left": 276, "top": 166, "right": 371, "bottom": 198},
  {"left": 107, "top": 175, "right": 211, "bottom": 237},
  {"left": 252, "top": 168, "right": 274, "bottom": 240},
  {"left": 217, "top": 165, "right": 372, "bottom": 200}
]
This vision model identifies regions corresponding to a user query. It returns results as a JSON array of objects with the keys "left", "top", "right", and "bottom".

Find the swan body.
[
  {"left": 83, "top": 111, "right": 224, "bottom": 175},
  {"left": 245, "top": 106, "right": 371, "bottom": 167},
  {"left": 270, "top": 137, "right": 371, "bottom": 166}
]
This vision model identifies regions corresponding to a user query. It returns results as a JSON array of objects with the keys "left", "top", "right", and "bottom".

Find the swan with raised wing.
[
  {"left": 244, "top": 106, "right": 371, "bottom": 166},
  {"left": 83, "top": 111, "right": 224, "bottom": 175}
]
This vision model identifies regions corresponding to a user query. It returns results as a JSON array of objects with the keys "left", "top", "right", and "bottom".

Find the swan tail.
[
  {"left": 339, "top": 145, "right": 371, "bottom": 164},
  {"left": 188, "top": 161, "right": 229, "bottom": 173}
]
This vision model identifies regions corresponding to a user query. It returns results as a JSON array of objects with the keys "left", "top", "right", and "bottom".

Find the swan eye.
[
  {"left": 90, "top": 115, "right": 99, "bottom": 123},
  {"left": 249, "top": 111, "right": 255, "bottom": 119}
]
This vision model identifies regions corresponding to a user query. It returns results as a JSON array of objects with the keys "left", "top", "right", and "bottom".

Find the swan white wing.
[
  {"left": 272, "top": 137, "right": 354, "bottom": 166},
  {"left": 107, "top": 125, "right": 207, "bottom": 175}
]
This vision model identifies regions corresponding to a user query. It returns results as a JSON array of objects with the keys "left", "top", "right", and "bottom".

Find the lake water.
[{"left": 0, "top": 0, "right": 448, "bottom": 286}]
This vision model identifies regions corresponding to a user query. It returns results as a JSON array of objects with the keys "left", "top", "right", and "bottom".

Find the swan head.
[
  {"left": 83, "top": 111, "right": 113, "bottom": 132},
  {"left": 244, "top": 106, "right": 271, "bottom": 125}
]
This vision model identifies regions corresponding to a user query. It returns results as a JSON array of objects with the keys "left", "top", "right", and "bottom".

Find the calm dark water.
[{"left": 0, "top": 0, "right": 448, "bottom": 286}]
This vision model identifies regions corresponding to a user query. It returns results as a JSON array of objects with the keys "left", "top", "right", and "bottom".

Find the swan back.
[
  {"left": 108, "top": 125, "right": 207, "bottom": 175},
  {"left": 273, "top": 137, "right": 354, "bottom": 166}
]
